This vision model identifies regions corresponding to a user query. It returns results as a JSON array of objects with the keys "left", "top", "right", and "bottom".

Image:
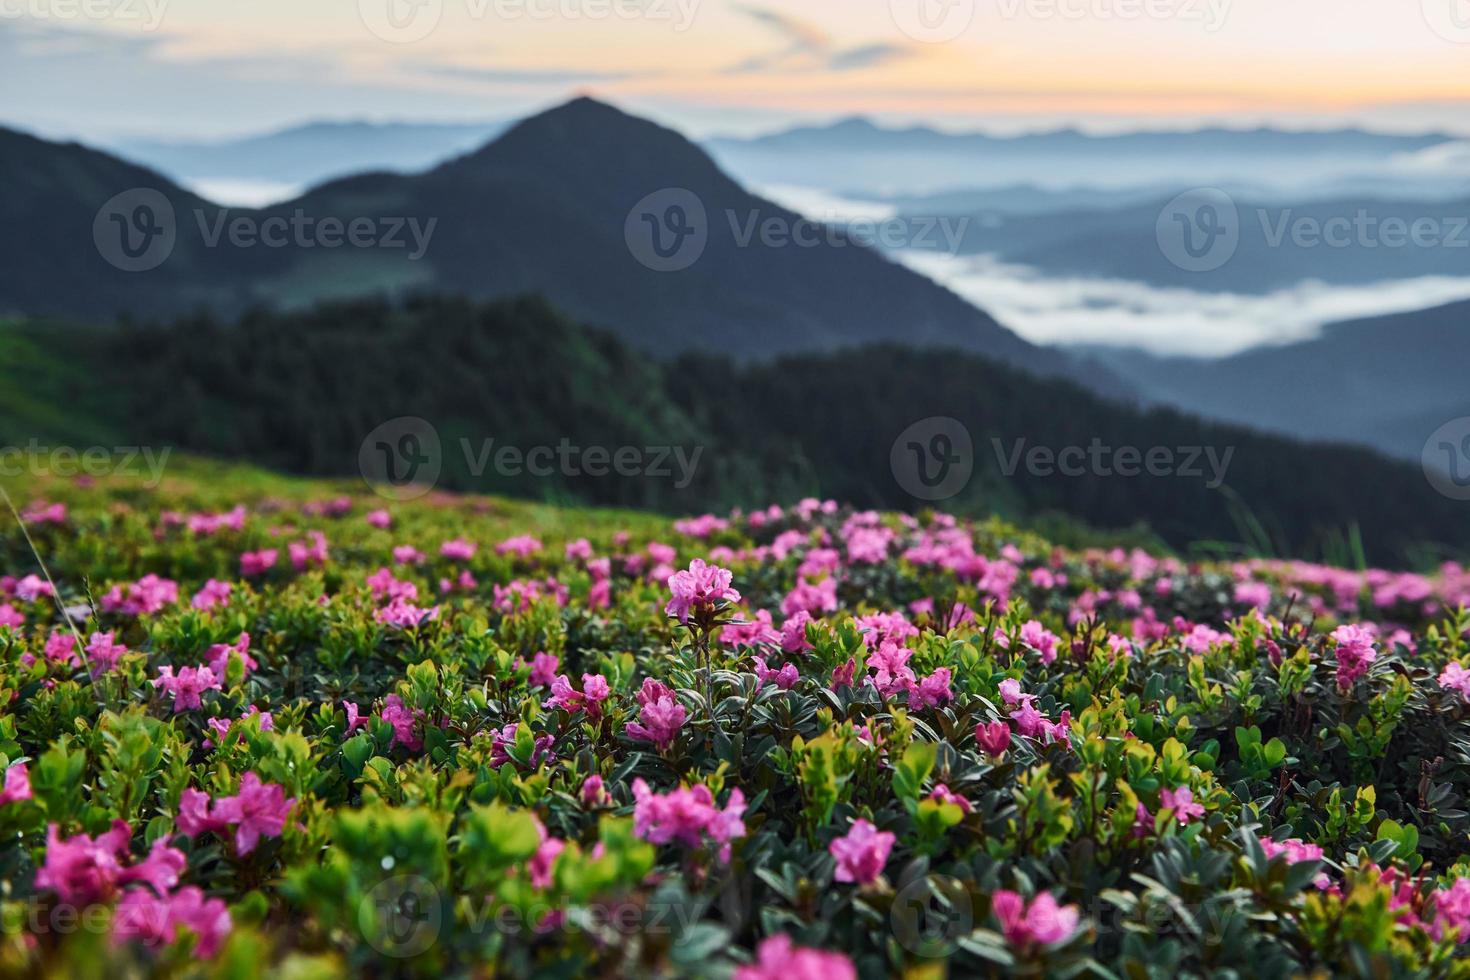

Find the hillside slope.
[
  {"left": 1092, "top": 299, "right": 1470, "bottom": 460},
  {"left": 7, "top": 294, "right": 1464, "bottom": 566}
]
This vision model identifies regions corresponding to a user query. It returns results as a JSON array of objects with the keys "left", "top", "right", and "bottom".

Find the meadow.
[{"left": 1, "top": 459, "right": 1469, "bottom": 977}]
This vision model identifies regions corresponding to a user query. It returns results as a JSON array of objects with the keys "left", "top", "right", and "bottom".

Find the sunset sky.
[{"left": 6, "top": 0, "right": 1470, "bottom": 139}]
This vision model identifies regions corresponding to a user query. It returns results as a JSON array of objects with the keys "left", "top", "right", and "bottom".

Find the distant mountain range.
[
  {"left": 891, "top": 191, "right": 1470, "bottom": 294},
  {"left": 705, "top": 118, "right": 1456, "bottom": 195},
  {"left": 1089, "top": 298, "right": 1470, "bottom": 461},
  {"left": 0, "top": 98, "right": 1103, "bottom": 388},
  {"left": 113, "top": 120, "right": 509, "bottom": 198},
  {"left": 94, "top": 114, "right": 1470, "bottom": 210}
]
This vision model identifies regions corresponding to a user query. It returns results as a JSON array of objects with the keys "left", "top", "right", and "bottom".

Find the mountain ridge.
[{"left": 0, "top": 99, "right": 1110, "bottom": 391}]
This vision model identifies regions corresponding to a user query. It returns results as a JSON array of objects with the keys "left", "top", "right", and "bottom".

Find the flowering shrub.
[{"left": 2, "top": 466, "right": 1470, "bottom": 976}]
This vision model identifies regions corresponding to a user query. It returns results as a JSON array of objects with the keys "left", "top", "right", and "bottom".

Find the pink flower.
[
  {"left": 526, "top": 651, "right": 560, "bottom": 687},
  {"left": 203, "top": 707, "right": 273, "bottom": 749},
  {"left": 0, "top": 603, "right": 22, "bottom": 629},
  {"left": 780, "top": 577, "right": 837, "bottom": 618},
  {"left": 631, "top": 778, "right": 747, "bottom": 862},
  {"left": 854, "top": 611, "right": 920, "bottom": 649},
  {"left": 868, "top": 641, "right": 916, "bottom": 698},
  {"left": 100, "top": 574, "right": 179, "bottom": 617},
  {"left": 1010, "top": 700, "right": 1046, "bottom": 738},
  {"left": 928, "top": 784, "right": 972, "bottom": 814},
  {"left": 366, "top": 509, "right": 393, "bottom": 529},
  {"left": 1159, "top": 786, "right": 1205, "bottom": 824},
  {"left": 829, "top": 819, "right": 895, "bottom": 886},
  {"left": 991, "top": 890, "right": 1080, "bottom": 948},
  {"left": 14, "top": 574, "right": 53, "bottom": 601},
  {"left": 1331, "top": 624, "right": 1377, "bottom": 690},
  {"left": 488, "top": 723, "right": 554, "bottom": 770},
  {"left": 753, "top": 656, "right": 800, "bottom": 690},
  {"left": 36, "top": 821, "right": 186, "bottom": 906},
  {"left": 176, "top": 788, "right": 229, "bottom": 838},
  {"left": 191, "top": 579, "right": 233, "bottom": 611},
  {"left": 0, "top": 763, "right": 31, "bottom": 806},
  {"left": 998, "top": 678, "right": 1026, "bottom": 705},
  {"left": 544, "top": 673, "right": 612, "bottom": 719},
  {"left": 239, "top": 549, "right": 278, "bottom": 577},
  {"left": 343, "top": 701, "right": 367, "bottom": 733},
  {"left": 440, "top": 538, "right": 477, "bottom": 560},
  {"left": 675, "top": 514, "right": 730, "bottom": 539},
  {"left": 733, "top": 935, "right": 856, "bottom": 980},
  {"left": 22, "top": 500, "right": 67, "bottom": 525},
  {"left": 380, "top": 694, "right": 422, "bottom": 751},
  {"left": 666, "top": 559, "right": 742, "bottom": 624},
  {"left": 1132, "top": 802, "right": 1155, "bottom": 839},
  {"left": 287, "top": 531, "right": 329, "bottom": 571},
  {"left": 780, "top": 611, "right": 814, "bottom": 652},
  {"left": 376, "top": 597, "right": 438, "bottom": 628},
  {"left": 367, "top": 566, "right": 418, "bottom": 602},
  {"left": 723, "top": 610, "right": 781, "bottom": 648},
  {"left": 437, "top": 570, "right": 477, "bottom": 594},
  {"left": 1234, "top": 581, "right": 1272, "bottom": 609},
  {"left": 1432, "top": 877, "right": 1470, "bottom": 942},
  {"left": 180, "top": 505, "right": 246, "bottom": 537},
  {"left": 392, "top": 545, "right": 425, "bottom": 566},
  {"left": 1003, "top": 621, "right": 1060, "bottom": 664},
  {"left": 497, "top": 535, "right": 543, "bottom": 559},
  {"left": 626, "top": 679, "right": 688, "bottom": 750},
  {"left": 831, "top": 658, "right": 858, "bottom": 689},
  {"left": 1441, "top": 662, "right": 1470, "bottom": 701},
  {"left": 44, "top": 630, "right": 80, "bottom": 666},
  {"left": 565, "top": 538, "right": 594, "bottom": 561},
  {"left": 1260, "top": 837, "right": 1324, "bottom": 865},
  {"left": 151, "top": 666, "right": 222, "bottom": 713},
  {"left": 206, "top": 632, "right": 256, "bottom": 678},
  {"left": 114, "top": 885, "right": 232, "bottom": 957},
  {"left": 528, "top": 821, "right": 565, "bottom": 890},
  {"left": 85, "top": 631, "right": 127, "bottom": 676},
  {"left": 211, "top": 773, "right": 296, "bottom": 855},
  {"left": 581, "top": 774, "right": 612, "bottom": 807},
  {"left": 976, "top": 720, "right": 1012, "bottom": 757},
  {"left": 910, "top": 668, "right": 953, "bottom": 709}
]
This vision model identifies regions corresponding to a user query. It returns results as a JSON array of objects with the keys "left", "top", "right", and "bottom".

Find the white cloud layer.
[{"left": 898, "top": 252, "right": 1470, "bottom": 357}]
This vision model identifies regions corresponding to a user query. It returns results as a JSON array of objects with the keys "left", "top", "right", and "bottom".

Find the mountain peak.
[{"left": 443, "top": 95, "right": 728, "bottom": 191}]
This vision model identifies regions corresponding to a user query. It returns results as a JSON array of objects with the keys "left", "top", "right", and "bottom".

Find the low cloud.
[{"left": 898, "top": 251, "right": 1470, "bottom": 357}]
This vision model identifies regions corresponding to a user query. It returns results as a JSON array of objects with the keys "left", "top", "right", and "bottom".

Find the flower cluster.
[{"left": 3, "top": 476, "right": 1470, "bottom": 977}]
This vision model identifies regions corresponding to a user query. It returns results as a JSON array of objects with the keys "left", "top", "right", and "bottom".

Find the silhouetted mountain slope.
[
  {"left": 0, "top": 126, "right": 293, "bottom": 320},
  {"left": 1091, "top": 299, "right": 1470, "bottom": 460},
  {"left": 0, "top": 100, "right": 1098, "bottom": 385}
]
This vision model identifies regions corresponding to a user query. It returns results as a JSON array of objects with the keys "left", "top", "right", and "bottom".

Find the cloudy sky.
[{"left": 6, "top": 0, "right": 1470, "bottom": 140}]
